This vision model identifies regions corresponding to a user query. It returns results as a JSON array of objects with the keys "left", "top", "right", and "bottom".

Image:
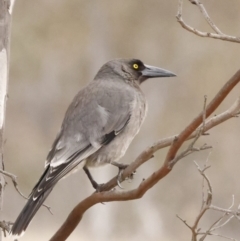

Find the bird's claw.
[
  {"left": 117, "top": 169, "right": 124, "bottom": 189},
  {"left": 111, "top": 162, "right": 137, "bottom": 188}
]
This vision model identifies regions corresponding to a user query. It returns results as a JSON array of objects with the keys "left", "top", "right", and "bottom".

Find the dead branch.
[
  {"left": 0, "top": 169, "right": 52, "bottom": 214},
  {"left": 177, "top": 161, "right": 240, "bottom": 241},
  {"left": 0, "top": 220, "right": 13, "bottom": 237},
  {"left": 171, "top": 95, "right": 211, "bottom": 165},
  {"left": 49, "top": 69, "right": 240, "bottom": 241},
  {"left": 176, "top": 0, "right": 240, "bottom": 43}
]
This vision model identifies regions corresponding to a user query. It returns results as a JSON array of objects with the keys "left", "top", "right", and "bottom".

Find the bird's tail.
[
  {"left": 11, "top": 145, "right": 91, "bottom": 237},
  {"left": 11, "top": 186, "right": 53, "bottom": 237}
]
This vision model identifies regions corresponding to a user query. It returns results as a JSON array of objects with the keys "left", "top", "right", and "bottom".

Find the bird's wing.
[
  {"left": 32, "top": 81, "right": 134, "bottom": 198},
  {"left": 47, "top": 80, "right": 134, "bottom": 166},
  {"left": 11, "top": 80, "right": 135, "bottom": 235}
]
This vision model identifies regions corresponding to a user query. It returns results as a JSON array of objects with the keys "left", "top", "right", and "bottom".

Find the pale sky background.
[{"left": 2, "top": 0, "right": 240, "bottom": 240}]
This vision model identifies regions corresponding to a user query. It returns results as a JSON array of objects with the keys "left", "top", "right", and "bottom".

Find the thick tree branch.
[
  {"left": 176, "top": 0, "right": 240, "bottom": 43},
  {"left": 50, "top": 69, "right": 240, "bottom": 241},
  {"left": 0, "top": 0, "right": 10, "bottom": 213},
  {"left": 0, "top": 1, "right": 15, "bottom": 239}
]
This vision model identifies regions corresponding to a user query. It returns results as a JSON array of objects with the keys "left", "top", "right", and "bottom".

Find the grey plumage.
[{"left": 11, "top": 58, "right": 175, "bottom": 236}]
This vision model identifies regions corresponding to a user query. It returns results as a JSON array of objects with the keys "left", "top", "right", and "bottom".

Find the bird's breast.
[{"left": 86, "top": 89, "right": 147, "bottom": 167}]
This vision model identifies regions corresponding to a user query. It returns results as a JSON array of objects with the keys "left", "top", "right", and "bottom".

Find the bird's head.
[{"left": 95, "top": 58, "right": 176, "bottom": 84}]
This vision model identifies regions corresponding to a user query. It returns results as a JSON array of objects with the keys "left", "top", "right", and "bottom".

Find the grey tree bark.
[{"left": 0, "top": 0, "right": 14, "bottom": 240}]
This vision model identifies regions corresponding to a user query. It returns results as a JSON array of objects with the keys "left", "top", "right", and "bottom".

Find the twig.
[
  {"left": 149, "top": 97, "right": 240, "bottom": 154},
  {"left": 194, "top": 161, "right": 212, "bottom": 197},
  {"left": 206, "top": 233, "right": 237, "bottom": 241},
  {"left": 176, "top": 0, "right": 240, "bottom": 43},
  {"left": 191, "top": 161, "right": 212, "bottom": 235},
  {"left": 0, "top": 221, "right": 13, "bottom": 237},
  {"left": 201, "top": 95, "right": 207, "bottom": 131},
  {"left": 176, "top": 214, "right": 192, "bottom": 230},
  {"left": 210, "top": 215, "right": 235, "bottom": 232},
  {"left": 200, "top": 151, "right": 212, "bottom": 209},
  {"left": 170, "top": 95, "right": 210, "bottom": 166},
  {"left": 0, "top": 170, "right": 26, "bottom": 200},
  {"left": 0, "top": 169, "right": 52, "bottom": 214},
  {"left": 192, "top": 0, "right": 224, "bottom": 35},
  {"left": 211, "top": 195, "right": 236, "bottom": 215},
  {"left": 177, "top": 161, "right": 239, "bottom": 241}
]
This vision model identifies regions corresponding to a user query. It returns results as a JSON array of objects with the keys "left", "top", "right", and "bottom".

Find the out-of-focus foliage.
[{"left": 3, "top": 0, "right": 240, "bottom": 240}]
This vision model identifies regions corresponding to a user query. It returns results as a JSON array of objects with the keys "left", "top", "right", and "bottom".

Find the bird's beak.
[{"left": 141, "top": 64, "right": 176, "bottom": 78}]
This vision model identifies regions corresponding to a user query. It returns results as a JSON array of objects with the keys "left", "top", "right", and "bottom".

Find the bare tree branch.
[
  {"left": 176, "top": 0, "right": 240, "bottom": 43},
  {"left": 206, "top": 234, "right": 237, "bottom": 241},
  {"left": 0, "top": 221, "right": 13, "bottom": 237},
  {"left": 190, "top": 0, "right": 224, "bottom": 35},
  {"left": 0, "top": 169, "right": 52, "bottom": 214},
  {"left": 170, "top": 95, "right": 210, "bottom": 165},
  {"left": 49, "top": 69, "right": 240, "bottom": 241},
  {"left": 177, "top": 161, "right": 240, "bottom": 241},
  {"left": 166, "top": 69, "right": 240, "bottom": 167},
  {"left": 176, "top": 214, "right": 192, "bottom": 230}
]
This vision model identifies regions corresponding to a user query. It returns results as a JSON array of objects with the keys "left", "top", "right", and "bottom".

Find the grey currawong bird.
[{"left": 11, "top": 58, "right": 175, "bottom": 236}]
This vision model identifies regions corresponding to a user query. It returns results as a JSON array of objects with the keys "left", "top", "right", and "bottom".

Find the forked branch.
[
  {"left": 177, "top": 161, "right": 240, "bottom": 241},
  {"left": 176, "top": 0, "right": 240, "bottom": 43},
  {"left": 49, "top": 69, "right": 240, "bottom": 241}
]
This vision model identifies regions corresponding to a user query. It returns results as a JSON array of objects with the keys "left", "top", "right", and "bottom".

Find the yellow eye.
[{"left": 133, "top": 63, "right": 139, "bottom": 69}]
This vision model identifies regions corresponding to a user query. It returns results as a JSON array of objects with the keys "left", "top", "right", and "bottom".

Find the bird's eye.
[{"left": 133, "top": 63, "right": 139, "bottom": 70}]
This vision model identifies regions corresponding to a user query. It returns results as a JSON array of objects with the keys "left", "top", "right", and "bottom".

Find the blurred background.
[{"left": 2, "top": 0, "right": 240, "bottom": 240}]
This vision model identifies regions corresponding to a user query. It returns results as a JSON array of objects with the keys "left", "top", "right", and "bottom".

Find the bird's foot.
[
  {"left": 117, "top": 169, "right": 125, "bottom": 189},
  {"left": 111, "top": 162, "right": 136, "bottom": 189},
  {"left": 117, "top": 168, "right": 137, "bottom": 187},
  {"left": 91, "top": 180, "right": 106, "bottom": 192}
]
